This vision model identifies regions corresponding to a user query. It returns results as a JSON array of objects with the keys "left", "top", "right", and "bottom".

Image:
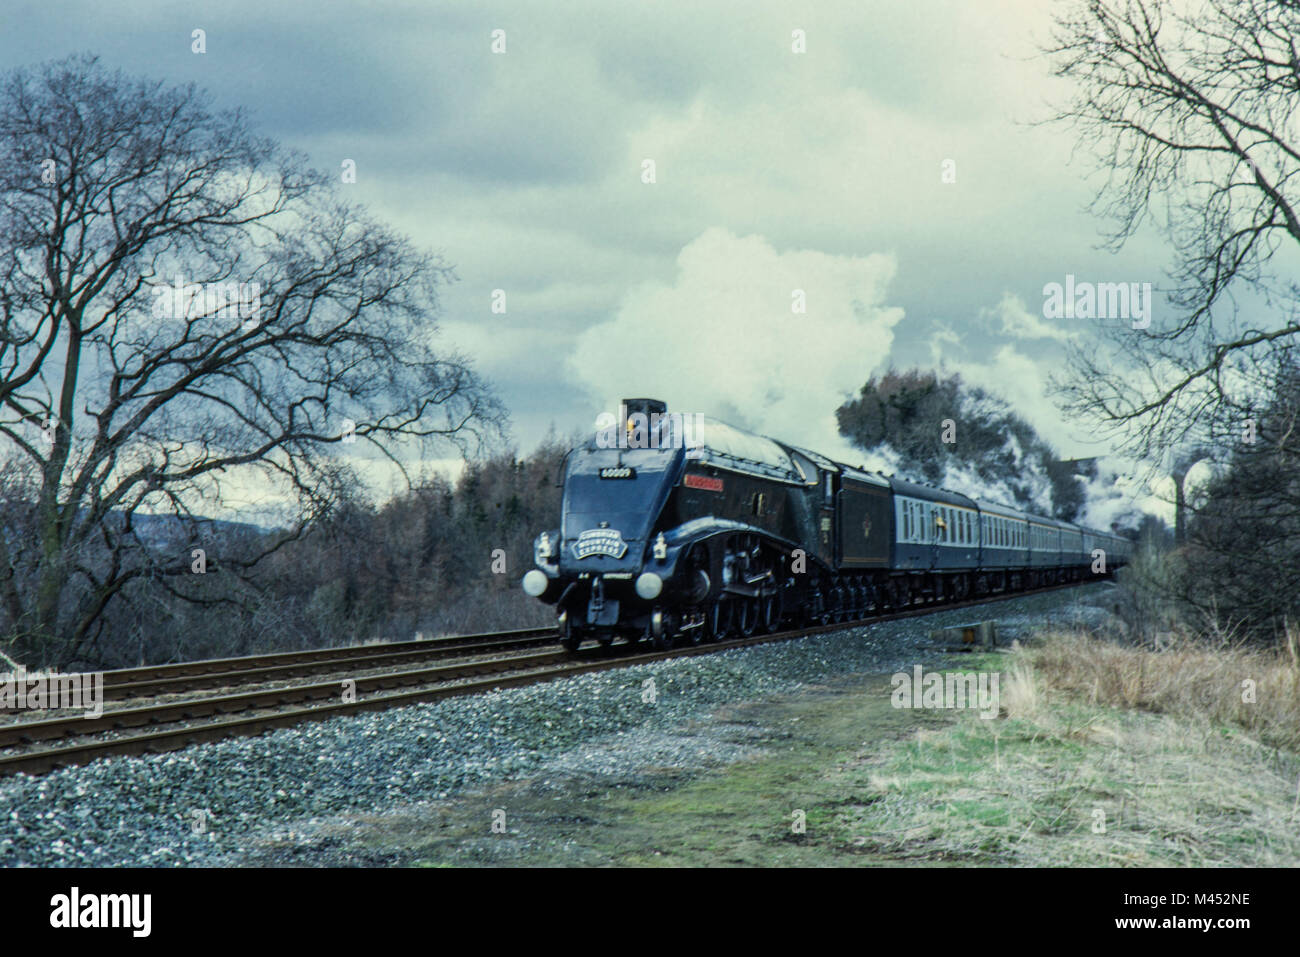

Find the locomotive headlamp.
[
  {"left": 522, "top": 569, "right": 549, "bottom": 597},
  {"left": 635, "top": 572, "right": 663, "bottom": 600},
  {"left": 534, "top": 532, "right": 554, "bottom": 565},
  {"left": 653, "top": 532, "right": 668, "bottom": 560}
]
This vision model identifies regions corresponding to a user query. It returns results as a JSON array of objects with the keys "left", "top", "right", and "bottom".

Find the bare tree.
[
  {"left": 1045, "top": 0, "right": 1300, "bottom": 460},
  {"left": 1176, "top": 347, "right": 1300, "bottom": 638},
  {"left": 0, "top": 55, "right": 503, "bottom": 665}
]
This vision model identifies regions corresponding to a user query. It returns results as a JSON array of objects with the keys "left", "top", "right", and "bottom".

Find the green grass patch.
[{"left": 297, "top": 648, "right": 1300, "bottom": 867}]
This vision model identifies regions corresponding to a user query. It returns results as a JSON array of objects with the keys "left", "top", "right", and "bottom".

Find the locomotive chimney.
[{"left": 622, "top": 398, "right": 667, "bottom": 419}]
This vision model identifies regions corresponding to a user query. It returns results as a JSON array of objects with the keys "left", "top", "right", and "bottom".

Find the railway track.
[
  {"left": 0, "top": 579, "right": 1106, "bottom": 778},
  {"left": 94, "top": 625, "right": 556, "bottom": 700}
]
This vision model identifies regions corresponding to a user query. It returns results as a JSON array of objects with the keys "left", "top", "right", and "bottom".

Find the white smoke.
[
  {"left": 568, "top": 228, "right": 904, "bottom": 460},
  {"left": 570, "top": 231, "right": 1158, "bottom": 531}
]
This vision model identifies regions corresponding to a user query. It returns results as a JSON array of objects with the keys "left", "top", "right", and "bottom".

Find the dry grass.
[
  {"left": 1024, "top": 627, "right": 1300, "bottom": 752},
  {"left": 827, "top": 627, "right": 1300, "bottom": 866}
]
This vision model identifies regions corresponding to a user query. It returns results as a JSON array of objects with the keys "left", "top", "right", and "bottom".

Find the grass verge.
[{"left": 316, "top": 631, "right": 1300, "bottom": 867}]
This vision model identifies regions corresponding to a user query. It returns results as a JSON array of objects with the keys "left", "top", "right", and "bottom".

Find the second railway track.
[
  {"left": 92, "top": 625, "right": 556, "bottom": 700},
  {"left": 0, "top": 580, "right": 1106, "bottom": 779}
]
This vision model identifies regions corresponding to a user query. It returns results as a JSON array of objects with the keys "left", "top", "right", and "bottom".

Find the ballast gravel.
[{"left": 0, "top": 585, "right": 1118, "bottom": 867}]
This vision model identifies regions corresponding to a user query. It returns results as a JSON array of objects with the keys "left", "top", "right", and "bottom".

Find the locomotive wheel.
[
  {"left": 652, "top": 627, "right": 674, "bottom": 651},
  {"left": 814, "top": 588, "right": 831, "bottom": 625},
  {"left": 557, "top": 610, "right": 582, "bottom": 653},
  {"left": 735, "top": 597, "right": 757, "bottom": 637},
  {"left": 834, "top": 585, "right": 850, "bottom": 623},
  {"left": 706, "top": 599, "right": 732, "bottom": 642},
  {"left": 759, "top": 591, "right": 782, "bottom": 633}
]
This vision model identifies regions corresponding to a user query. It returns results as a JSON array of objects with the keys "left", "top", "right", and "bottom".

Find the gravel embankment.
[{"left": 0, "top": 584, "right": 1117, "bottom": 867}]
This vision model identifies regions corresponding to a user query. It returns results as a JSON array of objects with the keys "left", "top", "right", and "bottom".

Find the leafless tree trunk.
[{"left": 0, "top": 55, "right": 502, "bottom": 665}]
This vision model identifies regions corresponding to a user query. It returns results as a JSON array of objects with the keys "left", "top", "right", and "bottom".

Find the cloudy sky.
[{"left": 2, "top": 0, "right": 1176, "bottom": 515}]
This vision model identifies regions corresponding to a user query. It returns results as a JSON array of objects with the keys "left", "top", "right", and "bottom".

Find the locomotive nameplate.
[
  {"left": 684, "top": 473, "right": 723, "bottom": 492},
  {"left": 572, "top": 528, "right": 629, "bottom": 559}
]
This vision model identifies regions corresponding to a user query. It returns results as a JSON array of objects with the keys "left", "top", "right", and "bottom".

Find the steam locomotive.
[{"left": 522, "top": 399, "right": 1131, "bottom": 651}]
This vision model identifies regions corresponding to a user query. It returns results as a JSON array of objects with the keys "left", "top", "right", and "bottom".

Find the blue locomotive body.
[{"left": 523, "top": 399, "right": 1131, "bottom": 650}]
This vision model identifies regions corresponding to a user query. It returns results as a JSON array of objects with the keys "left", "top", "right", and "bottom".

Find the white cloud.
[
  {"left": 982, "top": 291, "right": 1076, "bottom": 343},
  {"left": 569, "top": 228, "right": 904, "bottom": 460}
]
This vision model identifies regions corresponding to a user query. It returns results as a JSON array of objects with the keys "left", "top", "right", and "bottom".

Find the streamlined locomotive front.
[{"left": 522, "top": 439, "right": 685, "bottom": 649}]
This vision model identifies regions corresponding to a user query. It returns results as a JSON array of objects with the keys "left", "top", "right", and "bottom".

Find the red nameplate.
[{"left": 683, "top": 473, "right": 724, "bottom": 492}]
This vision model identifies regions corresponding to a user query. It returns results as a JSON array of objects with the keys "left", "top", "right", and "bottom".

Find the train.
[{"left": 522, "top": 399, "right": 1132, "bottom": 651}]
